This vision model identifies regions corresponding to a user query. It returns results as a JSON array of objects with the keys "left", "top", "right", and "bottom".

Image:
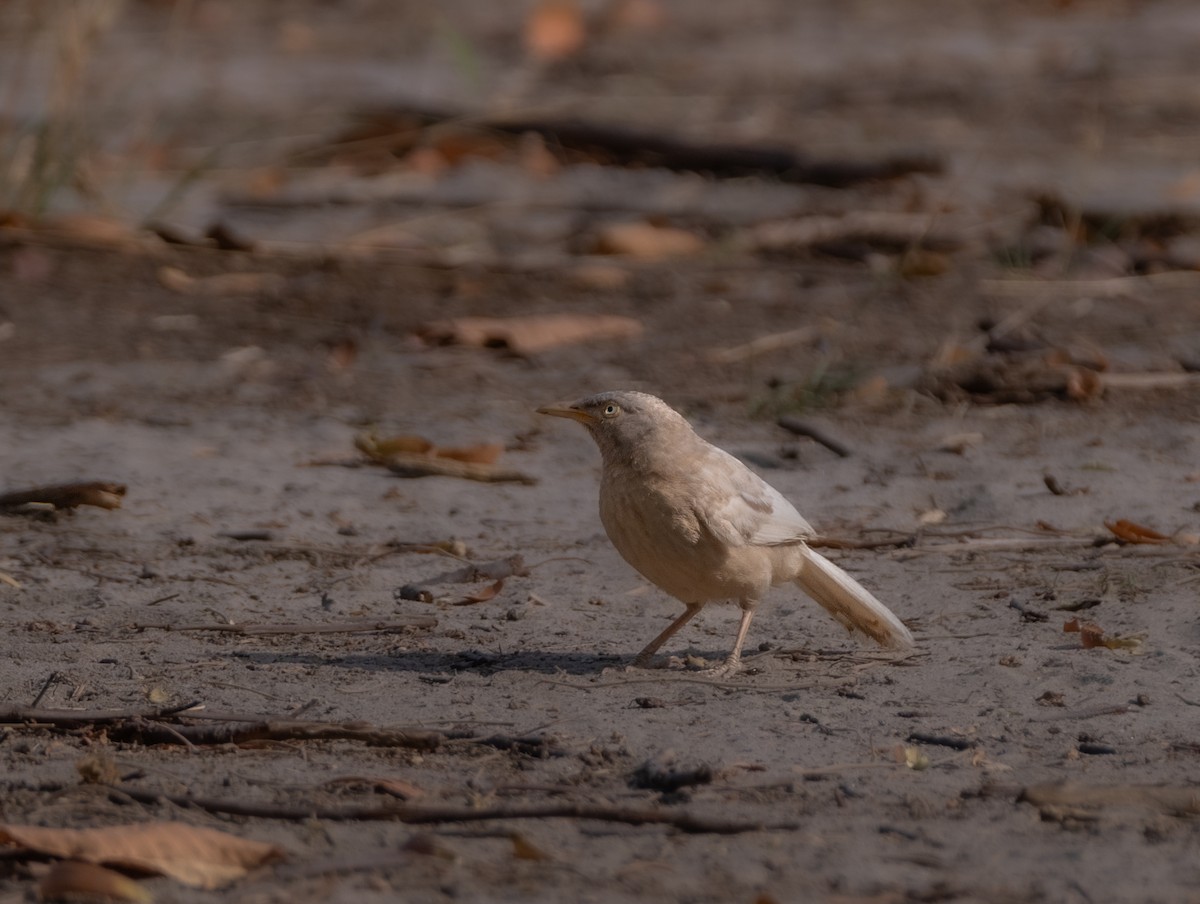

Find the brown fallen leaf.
[
  {"left": 509, "top": 832, "right": 551, "bottom": 861},
  {"left": 524, "top": 0, "right": 586, "bottom": 61},
  {"left": 592, "top": 220, "right": 706, "bottom": 259},
  {"left": 433, "top": 443, "right": 504, "bottom": 465},
  {"left": 38, "top": 860, "right": 152, "bottom": 904},
  {"left": 1063, "top": 618, "right": 1143, "bottom": 651},
  {"left": 35, "top": 214, "right": 144, "bottom": 251},
  {"left": 415, "top": 313, "right": 642, "bottom": 355},
  {"left": 356, "top": 433, "right": 499, "bottom": 465},
  {"left": 452, "top": 579, "right": 504, "bottom": 606},
  {"left": 355, "top": 433, "right": 434, "bottom": 461},
  {"left": 158, "top": 267, "right": 286, "bottom": 298},
  {"left": 0, "top": 482, "right": 126, "bottom": 514},
  {"left": 385, "top": 454, "right": 537, "bottom": 485},
  {"left": 1105, "top": 519, "right": 1169, "bottom": 544},
  {"left": 0, "top": 822, "right": 284, "bottom": 890}
]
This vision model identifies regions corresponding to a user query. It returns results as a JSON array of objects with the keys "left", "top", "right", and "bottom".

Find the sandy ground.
[{"left": 2, "top": 2, "right": 1200, "bottom": 902}]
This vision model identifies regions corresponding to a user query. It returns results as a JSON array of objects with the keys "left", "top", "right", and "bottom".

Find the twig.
[
  {"left": 892, "top": 536, "right": 1111, "bottom": 557},
  {"left": 981, "top": 271, "right": 1200, "bottom": 299},
  {"left": 129, "top": 617, "right": 437, "bottom": 635},
  {"left": 29, "top": 672, "right": 60, "bottom": 708},
  {"left": 808, "top": 533, "right": 916, "bottom": 550},
  {"left": 0, "top": 706, "right": 560, "bottom": 755},
  {"left": 706, "top": 327, "right": 817, "bottom": 365},
  {"left": 1030, "top": 704, "right": 1129, "bottom": 723},
  {"left": 1101, "top": 372, "right": 1200, "bottom": 390},
  {"left": 776, "top": 417, "right": 852, "bottom": 458},
  {"left": 107, "top": 784, "right": 794, "bottom": 834},
  {"left": 750, "top": 212, "right": 961, "bottom": 253},
  {"left": 907, "top": 732, "right": 976, "bottom": 751},
  {"left": 540, "top": 675, "right": 852, "bottom": 693}
]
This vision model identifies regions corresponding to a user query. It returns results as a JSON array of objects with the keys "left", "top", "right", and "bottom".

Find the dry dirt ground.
[{"left": 2, "top": 2, "right": 1200, "bottom": 903}]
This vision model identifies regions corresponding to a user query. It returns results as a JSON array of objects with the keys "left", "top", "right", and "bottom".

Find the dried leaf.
[
  {"left": 355, "top": 433, "right": 434, "bottom": 462},
  {"left": 434, "top": 443, "right": 503, "bottom": 465},
  {"left": 1064, "top": 619, "right": 1144, "bottom": 652},
  {"left": 568, "top": 263, "right": 631, "bottom": 290},
  {"left": 0, "top": 482, "right": 126, "bottom": 514},
  {"left": 1078, "top": 623, "right": 1107, "bottom": 649},
  {"left": 158, "top": 267, "right": 285, "bottom": 298},
  {"left": 452, "top": 579, "right": 504, "bottom": 606},
  {"left": 76, "top": 751, "right": 121, "bottom": 785},
  {"left": 415, "top": 314, "right": 642, "bottom": 355},
  {"left": 917, "top": 508, "right": 947, "bottom": 525},
  {"left": 936, "top": 432, "right": 982, "bottom": 454},
  {"left": 592, "top": 221, "right": 706, "bottom": 259},
  {"left": 38, "top": 860, "right": 153, "bottom": 903},
  {"left": 0, "top": 822, "right": 285, "bottom": 890},
  {"left": 38, "top": 214, "right": 141, "bottom": 250},
  {"left": 401, "top": 833, "right": 455, "bottom": 859},
  {"left": 1105, "top": 519, "right": 1169, "bottom": 544},
  {"left": 509, "top": 832, "right": 551, "bottom": 861},
  {"left": 605, "top": 0, "right": 666, "bottom": 31},
  {"left": 1065, "top": 366, "right": 1104, "bottom": 401},
  {"left": 524, "top": 0, "right": 586, "bottom": 61}
]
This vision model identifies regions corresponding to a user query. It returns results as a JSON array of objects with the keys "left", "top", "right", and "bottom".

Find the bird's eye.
[{"left": 602, "top": 403, "right": 620, "bottom": 418}]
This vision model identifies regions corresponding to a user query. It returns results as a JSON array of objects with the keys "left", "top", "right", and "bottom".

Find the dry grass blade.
[{"left": 130, "top": 618, "right": 437, "bottom": 635}]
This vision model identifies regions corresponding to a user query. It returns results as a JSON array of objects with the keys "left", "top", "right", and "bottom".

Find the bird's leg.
[
  {"left": 633, "top": 602, "right": 703, "bottom": 668},
  {"left": 701, "top": 602, "right": 756, "bottom": 678}
]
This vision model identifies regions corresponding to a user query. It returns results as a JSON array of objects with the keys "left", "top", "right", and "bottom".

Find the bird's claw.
[{"left": 699, "top": 658, "right": 743, "bottom": 678}]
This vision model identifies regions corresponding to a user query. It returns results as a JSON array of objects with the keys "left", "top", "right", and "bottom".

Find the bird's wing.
[{"left": 694, "top": 445, "right": 815, "bottom": 547}]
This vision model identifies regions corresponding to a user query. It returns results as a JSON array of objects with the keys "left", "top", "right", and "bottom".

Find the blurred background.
[{"left": 2, "top": 0, "right": 1200, "bottom": 407}]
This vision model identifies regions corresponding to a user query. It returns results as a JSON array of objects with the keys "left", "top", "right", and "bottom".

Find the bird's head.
[{"left": 537, "top": 390, "right": 690, "bottom": 463}]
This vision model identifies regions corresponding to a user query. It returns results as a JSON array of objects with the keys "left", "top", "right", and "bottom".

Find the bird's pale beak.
[{"left": 537, "top": 402, "right": 593, "bottom": 423}]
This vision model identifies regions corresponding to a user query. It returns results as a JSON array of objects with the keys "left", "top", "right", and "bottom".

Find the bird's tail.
[{"left": 795, "top": 546, "right": 914, "bottom": 649}]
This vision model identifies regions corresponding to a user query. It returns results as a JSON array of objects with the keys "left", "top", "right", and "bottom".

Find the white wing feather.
[{"left": 695, "top": 446, "right": 815, "bottom": 547}]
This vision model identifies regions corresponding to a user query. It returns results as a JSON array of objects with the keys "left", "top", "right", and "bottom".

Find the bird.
[{"left": 537, "top": 390, "right": 914, "bottom": 676}]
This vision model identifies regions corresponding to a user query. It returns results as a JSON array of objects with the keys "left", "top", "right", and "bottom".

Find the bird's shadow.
[{"left": 229, "top": 647, "right": 627, "bottom": 677}]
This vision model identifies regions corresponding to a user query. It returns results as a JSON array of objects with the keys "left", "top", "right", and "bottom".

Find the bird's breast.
[{"left": 598, "top": 466, "right": 773, "bottom": 603}]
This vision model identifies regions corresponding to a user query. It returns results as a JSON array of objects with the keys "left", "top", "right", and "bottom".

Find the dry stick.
[
  {"left": 29, "top": 672, "right": 60, "bottom": 708},
  {"left": 541, "top": 675, "right": 853, "bottom": 693},
  {"left": 1101, "top": 372, "right": 1200, "bottom": 390},
  {"left": 107, "top": 784, "right": 792, "bottom": 834},
  {"left": 980, "top": 270, "right": 1200, "bottom": 299},
  {"left": 777, "top": 416, "right": 852, "bottom": 458},
  {"left": 706, "top": 327, "right": 818, "bottom": 365},
  {"left": 0, "top": 704, "right": 200, "bottom": 726},
  {"left": 129, "top": 617, "right": 437, "bottom": 635},
  {"left": 892, "top": 536, "right": 1113, "bottom": 557},
  {"left": 0, "top": 706, "right": 552, "bottom": 755},
  {"left": 105, "top": 719, "right": 447, "bottom": 750}
]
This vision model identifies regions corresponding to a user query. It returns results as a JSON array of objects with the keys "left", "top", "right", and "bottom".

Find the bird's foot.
[{"left": 698, "top": 657, "right": 743, "bottom": 679}]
